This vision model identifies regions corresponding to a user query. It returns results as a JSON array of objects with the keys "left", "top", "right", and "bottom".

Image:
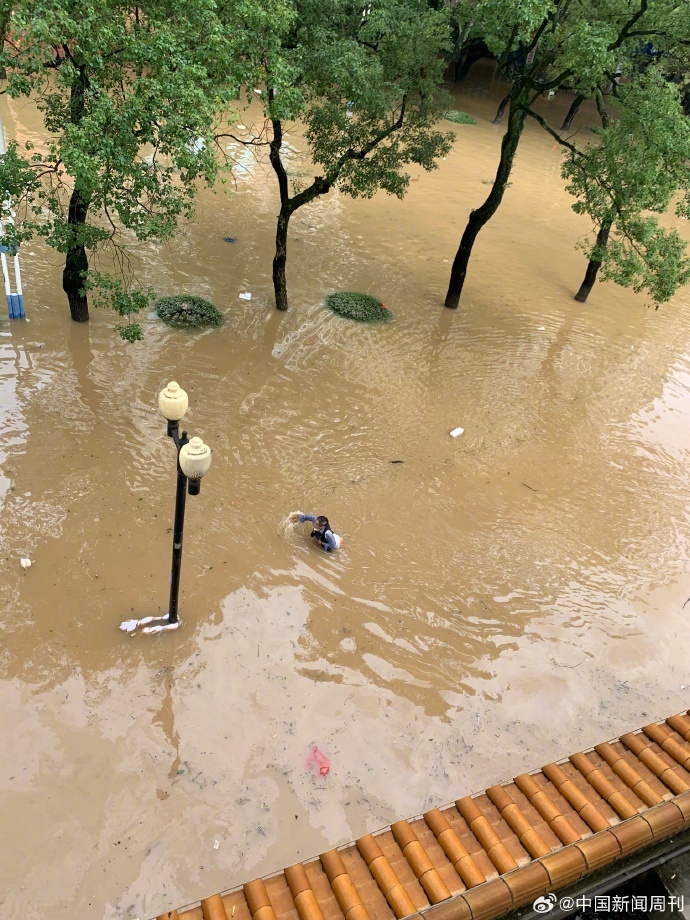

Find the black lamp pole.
[
  {"left": 167, "top": 419, "right": 190, "bottom": 625},
  {"left": 120, "top": 382, "right": 211, "bottom": 637},
  {"left": 166, "top": 418, "right": 207, "bottom": 624}
]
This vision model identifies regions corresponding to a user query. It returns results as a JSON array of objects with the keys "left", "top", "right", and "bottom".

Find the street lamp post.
[{"left": 120, "top": 381, "right": 212, "bottom": 636}]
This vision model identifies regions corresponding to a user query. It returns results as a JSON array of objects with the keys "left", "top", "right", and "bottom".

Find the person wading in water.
[{"left": 289, "top": 512, "right": 342, "bottom": 551}]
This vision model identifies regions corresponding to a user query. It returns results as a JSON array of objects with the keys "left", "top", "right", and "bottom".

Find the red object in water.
[
  {"left": 381, "top": 304, "right": 388, "bottom": 309},
  {"left": 307, "top": 745, "right": 331, "bottom": 776}
]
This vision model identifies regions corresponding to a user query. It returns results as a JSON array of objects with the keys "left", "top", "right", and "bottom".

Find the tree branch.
[
  {"left": 498, "top": 25, "right": 518, "bottom": 69},
  {"left": 533, "top": 68, "right": 574, "bottom": 92},
  {"left": 283, "top": 98, "right": 408, "bottom": 214},
  {"left": 336, "top": 95, "right": 406, "bottom": 170},
  {"left": 608, "top": 0, "right": 649, "bottom": 52},
  {"left": 522, "top": 106, "right": 585, "bottom": 157}
]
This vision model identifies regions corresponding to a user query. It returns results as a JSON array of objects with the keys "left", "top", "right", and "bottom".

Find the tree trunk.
[
  {"left": 268, "top": 101, "right": 331, "bottom": 311},
  {"left": 492, "top": 92, "right": 511, "bottom": 125},
  {"left": 682, "top": 90, "right": 690, "bottom": 118},
  {"left": 271, "top": 184, "right": 329, "bottom": 310},
  {"left": 561, "top": 94, "right": 584, "bottom": 130},
  {"left": 574, "top": 218, "right": 612, "bottom": 302},
  {"left": 445, "top": 88, "right": 528, "bottom": 309},
  {"left": 273, "top": 206, "right": 291, "bottom": 311},
  {"left": 455, "top": 40, "right": 487, "bottom": 83},
  {"left": 61, "top": 68, "right": 90, "bottom": 323},
  {"left": 62, "top": 186, "right": 90, "bottom": 322},
  {"left": 268, "top": 104, "right": 293, "bottom": 311}
]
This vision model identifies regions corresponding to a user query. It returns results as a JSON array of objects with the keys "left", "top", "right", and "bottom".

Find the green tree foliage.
[
  {"left": 0, "top": 0, "right": 238, "bottom": 339},
  {"left": 223, "top": 0, "right": 454, "bottom": 311},
  {"left": 444, "top": 0, "right": 690, "bottom": 309},
  {"left": 563, "top": 71, "right": 690, "bottom": 305}
]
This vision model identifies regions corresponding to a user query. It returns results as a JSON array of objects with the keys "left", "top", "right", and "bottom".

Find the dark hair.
[{"left": 315, "top": 515, "right": 330, "bottom": 530}]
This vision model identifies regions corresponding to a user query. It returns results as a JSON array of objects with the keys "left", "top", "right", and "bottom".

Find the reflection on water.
[{"left": 1, "top": 68, "right": 690, "bottom": 919}]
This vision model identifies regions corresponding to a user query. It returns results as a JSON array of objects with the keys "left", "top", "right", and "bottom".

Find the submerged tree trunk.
[
  {"left": 270, "top": 178, "right": 331, "bottom": 311},
  {"left": 575, "top": 218, "right": 612, "bottom": 302},
  {"left": 273, "top": 206, "right": 291, "bottom": 312},
  {"left": 266, "top": 88, "right": 403, "bottom": 310},
  {"left": 268, "top": 98, "right": 332, "bottom": 311},
  {"left": 445, "top": 88, "right": 528, "bottom": 309},
  {"left": 492, "top": 91, "right": 511, "bottom": 125},
  {"left": 62, "top": 186, "right": 90, "bottom": 322},
  {"left": 561, "top": 94, "right": 584, "bottom": 130},
  {"left": 268, "top": 107, "right": 293, "bottom": 311},
  {"left": 455, "top": 39, "right": 488, "bottom": 83},
  {"left": 62, "top": 72, "right": 91, "bottom": 323}
]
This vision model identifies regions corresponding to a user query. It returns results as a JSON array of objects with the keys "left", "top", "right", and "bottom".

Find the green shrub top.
[
  {"left": 155, "top": 294, "right": 223, "bottom": 328},
  {"left": 325, "top": 292, "right": 391, "bottom": 323},
  {"left": 444, "top": 110, "right": 476, "bottom": 125}
]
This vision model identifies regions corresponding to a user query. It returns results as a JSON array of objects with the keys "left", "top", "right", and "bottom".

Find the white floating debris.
[
  {"left": 119, "top": 614, "right": 180, "bottom": 636},
  {"left": 139, "top": 622, "right": 180, "bottom": 636},
  {"left": 538, "top": 326, "right": 546, "bottom": 330},
  {"left": 236, "top": 124, "right": 247, "bottom": 130},
  {"left": 239, "top": 292, "right": 252, "bottom": 300},
  {"left": 450, "top": 427, "right": 464, "bottom": 438},
  {"left": 213, "top": 840, "right": 220, "bottom": 849},
  {"left": 20, "top": 558, "right": 31, "bottom": 568}
]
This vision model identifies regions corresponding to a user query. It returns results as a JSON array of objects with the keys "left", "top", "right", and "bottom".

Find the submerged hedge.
[
  {"left": 155, "top": 294, "right": 223, "bottom": 328},
  {"left": 444, "top": 110, "right": 476, "bottom": 125},
  {"left": 325, "top": 292, "right": 391, "bottom": 323}
]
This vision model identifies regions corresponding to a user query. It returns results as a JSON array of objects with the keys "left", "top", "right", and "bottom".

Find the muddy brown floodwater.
[{"left": 1, "top": 66, "right": 690, "bottom": 920}]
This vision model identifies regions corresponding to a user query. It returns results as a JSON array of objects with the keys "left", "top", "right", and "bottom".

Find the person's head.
[{"left": 315, "top": 515, "right": 330, "bottom": 531}]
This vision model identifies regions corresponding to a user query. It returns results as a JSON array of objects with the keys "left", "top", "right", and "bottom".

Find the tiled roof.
[{"left": 155, "top": 710, "right": 690, "bottom": 920}]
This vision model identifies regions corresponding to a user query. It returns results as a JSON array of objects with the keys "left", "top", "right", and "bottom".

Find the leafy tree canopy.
[
  {"left": 450, "top": 0, "right": 690, "bottom": 94},
  {"left": 222, "top": 0, "right": 455, "bottom": 309},
  {"left": 563, "top": 69, "right": 690, "bottom": 304},
  {"left": 0, "top": 0, "right": 240, "bottom": 338},
  {"left": 443, "top": 0, "right": 690, "bottom": 307}
]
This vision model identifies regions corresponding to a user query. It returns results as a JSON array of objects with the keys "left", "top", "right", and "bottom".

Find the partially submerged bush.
[
  {"left": 155, "top": 294, "right": 223, "bottom": 328},
  {"left": 325, "top": 292, "right": 391, "bottom": 323},
  {"left": 444, "top": 110, "right": 476, "bottom": 125}
]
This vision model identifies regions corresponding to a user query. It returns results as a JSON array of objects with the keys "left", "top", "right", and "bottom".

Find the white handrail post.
[{"left": 0, "top": 108, "right": 25, "bottom": 319}]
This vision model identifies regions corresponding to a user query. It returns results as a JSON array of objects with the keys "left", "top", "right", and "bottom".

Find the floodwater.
[{"left": 2, "top": 66, "right": 690, "bottom": 920}]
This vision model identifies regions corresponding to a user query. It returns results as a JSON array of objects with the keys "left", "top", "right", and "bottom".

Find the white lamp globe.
[
  {"left": 158, "top": 381, "right": 189, "bottom": 421},
  {"left": 179, "top": 436, "right": 212, "bottom": 480}
]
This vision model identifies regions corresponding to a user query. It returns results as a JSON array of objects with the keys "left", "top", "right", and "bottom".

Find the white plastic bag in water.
[{"left": 140, "top": 622, "right": 180, "bottom": 635}]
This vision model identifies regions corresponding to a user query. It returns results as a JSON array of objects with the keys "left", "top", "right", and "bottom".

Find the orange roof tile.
[{"left": 160, "top": 709, "right": 690, "bottom": 920}]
